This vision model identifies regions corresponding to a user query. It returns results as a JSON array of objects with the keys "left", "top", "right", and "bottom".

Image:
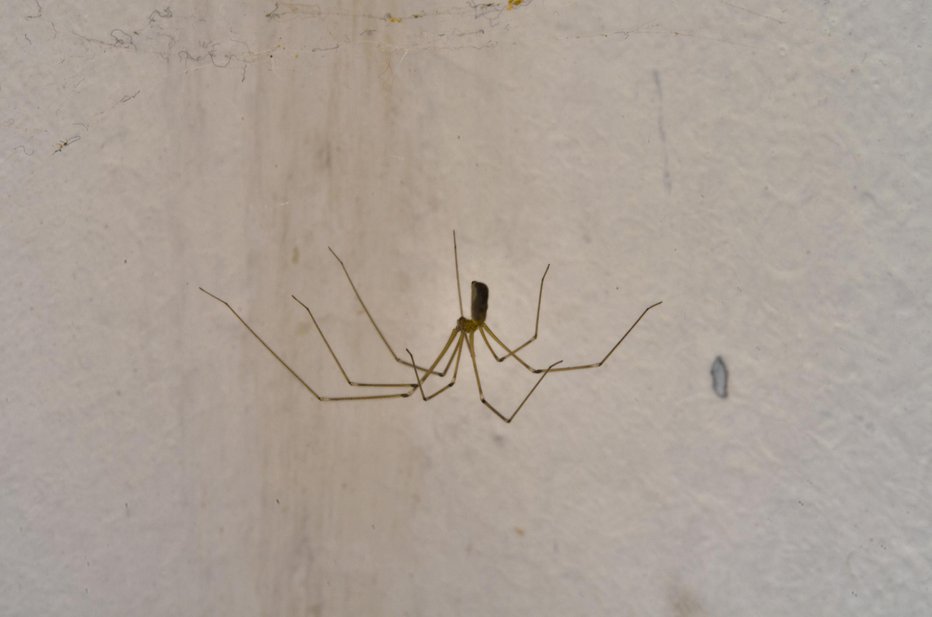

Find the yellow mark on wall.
[
  {"left": 507, "top": 0, "right": 524, "bottom": 9},
  {"left": 385, "top": 13, "right": 402, "bottom": 23}
]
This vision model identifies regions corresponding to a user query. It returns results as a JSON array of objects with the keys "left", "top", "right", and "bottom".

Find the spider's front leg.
[
  {"left": 328, "top": 248, "right": 451, "bottom": 378},
  {"left": 199, "top": 287, "right": 416, "bottom": 402},
  {"left": 480, "top": 300, "right": 662, "bottom": 374},
  {"left": 292, "top": 295, "right": 418, "bottom": 388},
  {"left": 466, "top": 332, "right": 561, "bottom": 423},
  {"left": 483, "top": 264, "right": 550, "bottom": 363}
]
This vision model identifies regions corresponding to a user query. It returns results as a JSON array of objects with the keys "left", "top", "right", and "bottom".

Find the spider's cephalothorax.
[
  {"left": 456, "top": 280, "right": 487, "bottom": 333},
  {"left": 200, "top": 231, "right": 661, "bottom": 423},
  {"left": 456, "top": 280, "right": 488, "bottom": 333}
]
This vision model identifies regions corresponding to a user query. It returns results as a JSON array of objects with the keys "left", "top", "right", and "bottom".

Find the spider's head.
[{"left": 470, "top": 281, "right": 489, "bottom": 323}]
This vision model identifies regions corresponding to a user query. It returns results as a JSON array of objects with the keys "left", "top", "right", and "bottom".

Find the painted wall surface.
[{"left": 2, "top": 1, "right": 929, "bottom": 615}]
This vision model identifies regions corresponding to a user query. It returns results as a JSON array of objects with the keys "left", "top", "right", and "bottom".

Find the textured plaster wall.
[{"left": 2, "top": 1, "right": 930, "bottom": 615}]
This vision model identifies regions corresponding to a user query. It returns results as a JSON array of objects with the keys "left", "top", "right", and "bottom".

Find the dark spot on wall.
[{"left": 711, "top": 356, "right": 727, "bottom": 398}]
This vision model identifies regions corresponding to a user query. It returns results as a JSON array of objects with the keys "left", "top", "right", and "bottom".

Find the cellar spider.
[{"left": 199, "top": 232, "right": 661, "bottom": 423}]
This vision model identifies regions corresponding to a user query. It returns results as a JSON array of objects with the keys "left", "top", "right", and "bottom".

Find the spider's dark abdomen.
[{"left": 471, "top": 281, "right": 489, "bottom": 323}]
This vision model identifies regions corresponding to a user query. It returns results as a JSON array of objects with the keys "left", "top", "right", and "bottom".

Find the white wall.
[{"left": 2, "top": 1, "right": 929, "bottom": 615}]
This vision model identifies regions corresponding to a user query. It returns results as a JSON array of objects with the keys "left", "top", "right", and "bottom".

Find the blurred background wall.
[{"left": 2, "top": 1, "right": 929, "bottom": 614}]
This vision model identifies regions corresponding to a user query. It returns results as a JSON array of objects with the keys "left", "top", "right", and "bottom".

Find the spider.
[{"left": 199, "top": 232, "right": 661, "bottom": 423}]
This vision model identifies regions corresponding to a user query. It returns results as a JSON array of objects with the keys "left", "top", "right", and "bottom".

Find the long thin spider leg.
[
  {"left": 291, "top": 295, "right": 416, "bottom": 388},
  {"left": 466, "top": 336, "right": 562, "bottom": 424},
  {"left": 465, "top": 331, "right": 561, "bottom": 423},
  {"left": 406, "top": 333, "right": 465, "bottom": 401},
  {"left": 199, "top": 287, "right": 414, "bottom": 401},
  {"left": 485, "top": 264, "right": 550, "bottom": 362},
  {"left": 482, "top": 301, "right": 663, "bottom": 374},
  {"left": 453, "top": 229, "right": 465, "bottom": 317},
  {"left": 453, "top": 230, "right": 464, "bottom": 318},
  {"left": 328, "top": 247, "right": 448, "bottom": 377},
  {"left": 404, "top": 328, "right": 460, "bottom": 400}
]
